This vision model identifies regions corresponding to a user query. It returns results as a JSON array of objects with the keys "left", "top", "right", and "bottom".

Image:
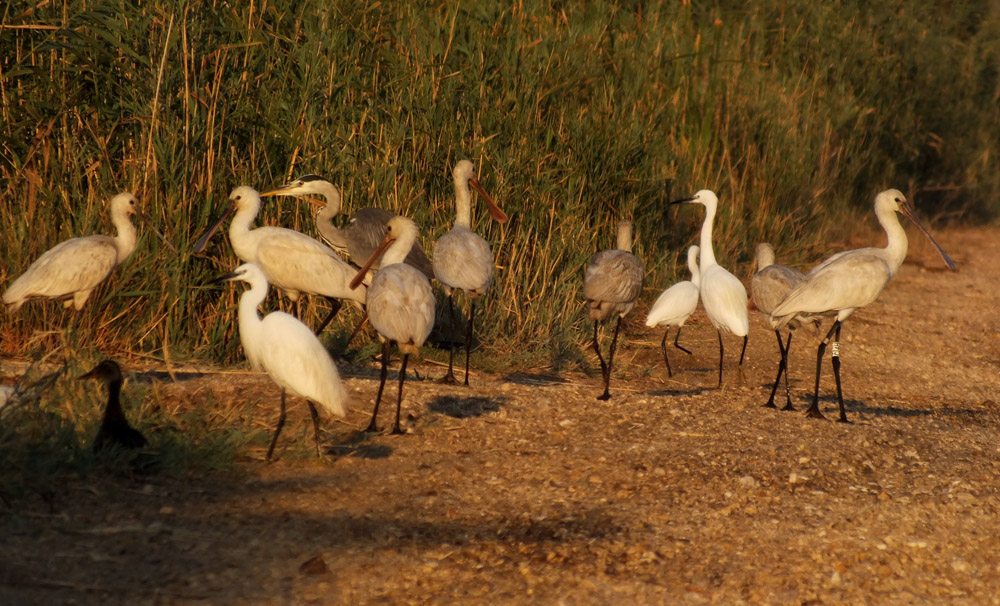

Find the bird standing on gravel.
[{"left": 646, "top": 245, "right": 701, "bottom": 377}]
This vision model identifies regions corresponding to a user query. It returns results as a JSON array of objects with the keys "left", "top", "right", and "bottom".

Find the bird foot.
[
  {"left": 390, "top": 425, "right": 405, "bottom": 435},
  {"left": 762, "top": 401, "right": 778, "bottom": 409},
  {"left": 836, "top": 416, "right": 853, "bottom": 424},
  {"left": 362, "top": 422, "right": 380, "bottom": 434},
  {"left": 781, "top": 402, "right": 797, "bottom": 412},
  {"left": 596, "top": 392, "right": 611, "bottom": 401},
  {"left": 439, "top": 373, "right": 458, "bottom": 385},
  {"left": 804, "top": 407, "right": 827, "bottom": 420}
]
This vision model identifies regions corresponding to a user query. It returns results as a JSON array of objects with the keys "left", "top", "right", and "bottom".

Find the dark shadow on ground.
[{"left": 427, "top": 395, "right": 505, "bottom": 418}]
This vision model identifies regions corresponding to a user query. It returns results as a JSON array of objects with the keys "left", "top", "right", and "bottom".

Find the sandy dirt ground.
[{"left": 1, "top": 225, "right": 999, "bottom": 606}]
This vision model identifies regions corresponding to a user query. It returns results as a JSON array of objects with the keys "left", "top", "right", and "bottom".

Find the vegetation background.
[{"left": 2, "top": 0, "right": 998, "bottom": 369}]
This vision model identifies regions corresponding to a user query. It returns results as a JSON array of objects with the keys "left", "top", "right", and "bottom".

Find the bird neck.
[
  {"left": 878, "top": 205, "right": 909, "bottom": 276},
  {"left": 111, "top": 211, "right": 138, "bottom": 261},
  {"left": 100, "top": 378, "right": 127, "bottom": 424},
  {"left": 383, "top": 230, "right": 417, "bottom": 267},
  {"left": 228, "top": 204, "right": 259, "bottom": 261},
  {"left": 688, "top": 249, "right": 702, "bottom": 286},
  {"left": 698, "top": 204, "right": 719, "bottom": 270},
  {"left": 237, "top": 278, "right": 268, "bottom": 354},
  {"left": 616, "top": 223, "right": 633, "bottom": 252},
  {"left": 315, "top": 182, "right": 343, "bottom": 220},
  {"left": 453, "top": 177, "right": 472, "bottom": 229}
]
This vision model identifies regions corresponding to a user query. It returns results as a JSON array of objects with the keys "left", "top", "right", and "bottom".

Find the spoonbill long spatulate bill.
[
  {"left": 671, "top": 189, "right": 749, "bottom": 388},
  {"left": 769, "top": 189, "right": 955, "bottom": 422}
]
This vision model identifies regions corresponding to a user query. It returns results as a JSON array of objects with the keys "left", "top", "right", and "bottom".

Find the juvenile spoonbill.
[
  {"left": 432, "top": 160, "right": 508, "bottom": 385},
  {"left": 769, "top": 189, "right": 955, "bottom": 422},
  {"left": 671, "top": 190, "right": 749, "bottom": 388},
  {"left": 645, "top": 245, "right": 701, "bottom": 377},
  {"left": 194, "top": 186, "right": 367, "bottom": 335},
  {"left": 219, "top": 263, "right": 348, "bottom": 460},
  {"left": 260, "top": 176, "right": 434, "bottom": 279},
  {"left": 584, "top": 220, "right": 644, "bottom": 400},
  {"left": 751, "top": 243, "right": 822, "bottom": 410},
  {"left": 4, "top": 193, "right": 153, "bottom": 313},
  {"left": 349, "top": 216, "right": 435, "bottom": 434},
  {"left": 79, "top": 359, "right": 148, "bottom": 452}
]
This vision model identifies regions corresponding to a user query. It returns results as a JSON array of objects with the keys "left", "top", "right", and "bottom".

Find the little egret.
[
  {"left": 751, "top": 243, "right": 822, "bottom": 410},
  {"left": 769, "top": 189, "right": 956, "bottom": 422},
  {"left": 219, "top": 263, "right": 348, "bottom": 460},
  {"left": 79, "top": 360, "right": 148, "bottom": 452},
  {"left": 432, "top": 160, "right": 508, "bottom": 385},
  {"left": 260, "top": 176, "right": 434, "bottom": 279},
  {"left": 350, "top": 216, "right": 435, "bottom": 434},
  {"left": 671, "top": 190, "right": 749, "bottom": 388},
  {"left": 4, "top": 192, "right": 154, "bottom": 313},
  {"left": 645, "top": 245, "right": 701, "bottom": 377},
  {"left": 584, "top": 220, "right": 644, "bottom": 400},
  {"left": 194, "top": 186, "right": 367, "bottom": 335}
]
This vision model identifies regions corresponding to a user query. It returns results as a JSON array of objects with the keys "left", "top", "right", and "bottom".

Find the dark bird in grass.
[{"left": 79, "top": 360, "right": 148, "bottom": 452}]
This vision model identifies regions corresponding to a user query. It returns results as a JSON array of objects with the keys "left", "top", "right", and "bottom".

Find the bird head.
[
  {"left": 670, "top": 189, "right": 719, "bottom": 209},
  {"left": 875, "top": 189, "right": 956, "bottom": 271},
  {"left": 78, "top": 359, "right": 123, "bottom": 384},
  {"left": 453, "top": 160, "right": 508, "bottom": 223}
]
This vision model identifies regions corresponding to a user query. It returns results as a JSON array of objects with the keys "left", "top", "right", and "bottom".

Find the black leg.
[
  {"left": 265, "top": 388, "right": 288, "bottom": 462},
  {"left": 592, "top": 320, "right": 608, "bottom": 380},
  {"left": 660, "top": 329, "right": 673, "bottom": 377},
  {"left": 392, "top": 354, "right": 410, "bottom": 434},
  {"left": 366, "top": 340, "right": 391, "bottom": 433},
  {"left": 314, "top": 298, "right": 343, "bottom": 335},
  {"left": 306, "top": 401, "right": 323, "bottom": 458},
  {"left": 806, "top": 320, "right": 840, "bottom": 420},
  {"left": 764, "top": 330, "right": 784, "bottom": 409},
  {"left": 831, "top": 323, "right": 850, "bottom": 423},
  {"left": 598, "top": 317, "right": 621, "bottom": 401},
  {"left": 716, "top": 331, "right": 725, "bottom": 388},
  {"left": 440, "top": 293, "right": 458, "bottom": 384},
  {"left": 673, "top": 327, "right": 692, "bottom": 355},
  {"left": 345, "top": 308, "right": 369, "bottom": 345},
  {"left": 463, "top": 299, "right": 475, "bottom": 386},
  {"left": 780, "top": 331, "right": 795, "bottom": 411}
]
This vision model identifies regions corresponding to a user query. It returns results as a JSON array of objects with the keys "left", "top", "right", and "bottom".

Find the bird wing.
[
  {"left": 432, "top": 227, "right": 494, "bottom": 294},
  {"left": 368, "top": 265, "right": 435, "bottom": 346},
  {"left": 345, "top": 207, "right": 393, "bottom": 265},
  {"left": 583, "top": 250, "right": 644, "bottom": 304},
  {"left": 256, "top": 234, "right": 366, "bottom": 303},
  {"left": 257, "top": 311, "right": 347, "bottom": 417},
  {"left": 645, "top": 280, "right": 699, "bottom": 327},
  {"left": 700, "top": 266, "right": 749, "bottom": 335},
  {"left": 771, "top": 252, "right": 891, "bottom": 319},
  {"left": 750, "top": 264, "right": 803, "bottom": 315},
  {"left": 3, "top": 236, "right": 118, "bottom": 303}
]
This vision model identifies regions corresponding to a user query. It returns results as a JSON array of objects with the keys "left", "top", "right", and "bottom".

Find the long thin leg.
[
  {"left": 764, "top": 330, "right": 785, "bottom": 409},
  {"left": 314, "top": 298, "right": 343, "bottom": 335},
  {"left": 660, "top": 329, "right": 673, "bottom": 377},
  {"left": 598, "top": 317, "right": 622, "bottom": 401},
  {"left": 346, "top": 309, "right": 369, "bottom": 346},
  {"left": 463, "top": 299, "right": 475, "bottom": 386},
  {"left": 592, "top": 321, "right": 610, "bottom": 400},
  {"left": 673, "top": 327, "right": 692, "bottom": 355},
  {"left": 716, "top": 331, "right": 725, "bottom": 388},
  {"left": 737, "top": 334, "right": 749, "bottom": 384},
  {"left": 366, "top": 340, "right": 391, "bottom": 433},
  {"left": 806, "top": 320, "right": 841, "bottom": 420},
  {"left": 265, "top": 388, "right": 288, "bottom": 462},
  {"left": 440, "top": 293, "right": 458, "bottom": 384},
  {"left": 780, "top": 332, "right": 795, "bottom": 411},
  {"left": 392, "top": 354, "right": 410, "bottom": 434},
  {"left": 831, "top": 322, "right": 850, "bottom": 423},
  {"left": 306, "top": 401, "right": 323, "bottom": 458}
]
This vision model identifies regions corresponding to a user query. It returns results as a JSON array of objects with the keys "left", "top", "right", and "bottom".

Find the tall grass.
[{"left": 1, "top": 0, "right": 998, "bottom": 368}]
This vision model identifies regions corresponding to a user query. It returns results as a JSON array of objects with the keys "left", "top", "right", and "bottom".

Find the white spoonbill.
[
  {"left": 432, "top": 160, "right": 508, "bottom": 385},
  {"left": 671, "top": 190, "right": 749, "bottom": 388},
  {"left": 751, "top": 243, "right": 822, "bottom": 410},
  {"left": 645, "top": 245, "right": 700, "bottom": 377},
  {"left": 219, "top": 263, "right": 348, "bottom": 460},
  {"left": 349, "top": 216, "right": 434, "bottom": 434},
  {"left": 584, "top": 220, "right": 644, "bottom": 400},
  {"left": 260, "top": 175, "right": 434, "bottom": 279},
  {"left": 3, "top": 192, "right": 153, "bottom": 313},
  {"left": 769, "top": 189, "right": 956, "bottom": 422},
  {"left": 79, "top": 359, "right": 148, "bottom": 452},
  {"left": 194, "top": 186, "right": 367, "bottom": 335}
]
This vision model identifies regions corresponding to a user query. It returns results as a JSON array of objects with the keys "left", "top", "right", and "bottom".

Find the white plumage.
[
  {"left": 646, "top": 245, "right": 701, "bottom": 377},
  {"left": 3, "top": 192, "right": 145, "bottom": 313},
  {"left": 194, "top": 185, "right": 366, "bottom": 334},
  {"left": 221, "top": 262, "right": 347, "bottom": 460},
  {"left": 432, "top": 160, "right": 508, "bottom": 385},
  {"left": 671, "top": 189, "right": 749, "bottom": 388},
  {"left": 584, "top": 220, "right": 644, "bottom": 400},
  {"left": 351, "top": 216, "right": 435, "bottom": 434},
  {"left": 769, "top": 189, "right": 955, "bottom": 422}
]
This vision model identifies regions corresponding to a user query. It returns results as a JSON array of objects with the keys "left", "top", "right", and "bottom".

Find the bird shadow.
[
  {"left": 502, "top": 372, "right": 568, "bottom": 386},
  {"left": 646, "top": 385, "right": 713, "bottom": 397},
  {"left": 427, "top": 395, "right": 506, "bottom": 419},
  {"left": 324, "top": 430, "right": 394, "bottom": 460}
]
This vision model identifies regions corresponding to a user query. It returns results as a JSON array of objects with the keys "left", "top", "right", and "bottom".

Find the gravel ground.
[{"left": 1, "top": 226, "right": 998, "bottom": 606}]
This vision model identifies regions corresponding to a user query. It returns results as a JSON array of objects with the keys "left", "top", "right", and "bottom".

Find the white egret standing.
[
  {"left": 645, "top": 245, "right": 701, "bottom": 377},
  {"left": 219, "top": 263, "right": 348, "bottom": 460},
  {"left": 671, "top": 190, "right": 749, "bottom": 388},
  {"left": 584, "top": 220, "right": 644, "bottom": 400},
  {"left": 770, "top": 189, "right": 955, "bottom": 422},
  {"left": 349, "top": 216, "right": 434, "bottom": 434},
  {"left": 751, "top": 243, "right": 822, "bottom": 410},
  {"left": 432, "top": 160, "right": 508, "bottom": 385},
  {"left": 194, "top": 186, "right": 366, "bottom": 335},
  {"left": 4, "top": 192, "right": 154, "bottom": 313},
  {"left": 260, "top": 176, "right": 434, "bottom": 279},
  {"left": 79, "top": 359, "right": 148, "bottom": 452}
]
